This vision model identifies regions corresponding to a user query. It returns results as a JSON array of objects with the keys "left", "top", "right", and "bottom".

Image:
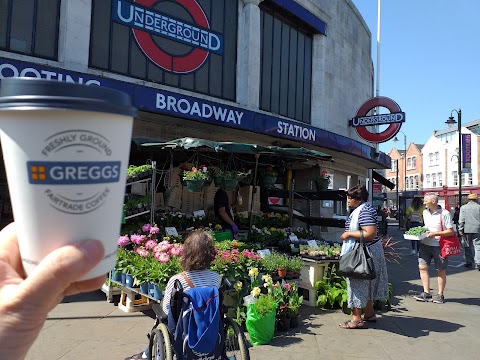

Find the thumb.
[{"left": 18, "top": 240, "right": 105, "bottom": 313}]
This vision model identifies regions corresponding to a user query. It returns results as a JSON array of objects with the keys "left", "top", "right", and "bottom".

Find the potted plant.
[
  {"left": 260, "top": 165, "right": 277, "bottom": 188},
  {"left": 245, "top": 283, "right": 277, "bottom": 345},
  {"left": 286, "top": 256, "right": 304, "bottom": 279},
  {"left": 312, "top": 170, "right": 330, "bottom": 191},
  {"left": 287, "top": 282, "right": 303, "bottom": 328},
  {"left": 221, "top": 170, "right": 240, "bottom": 191},
  {"left": 183, "top": 165, "right": 209, "bottom": 192}
]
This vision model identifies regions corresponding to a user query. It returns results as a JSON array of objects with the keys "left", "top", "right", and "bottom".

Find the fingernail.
[{"left": 78, "top": 240, "right": 104, "bottom": 261}]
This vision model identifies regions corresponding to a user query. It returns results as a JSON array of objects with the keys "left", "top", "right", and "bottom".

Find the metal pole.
[
  {"left": 458, "top": 110, "right": 462, "bottom": 206},
  {"left": 404, "top": 135, "right": 407, "bottom": 191},
  {"left": 396, "top": 164, "right": 399, "bottom": 229}
]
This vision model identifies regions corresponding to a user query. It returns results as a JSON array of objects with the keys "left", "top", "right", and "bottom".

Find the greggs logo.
[{"left": 28, "top": 161, "right": 121, "bottom": 185}]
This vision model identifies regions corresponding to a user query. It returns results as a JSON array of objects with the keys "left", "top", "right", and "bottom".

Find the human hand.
[
  {"left": 231, "top": 223, "right": 239, "bottom": 235},
  {"left": 0, "top": 223, "right": 106, "bottom": 359},
  {"left": 340, "top": 231, "right": 350, "bottom": 241}
]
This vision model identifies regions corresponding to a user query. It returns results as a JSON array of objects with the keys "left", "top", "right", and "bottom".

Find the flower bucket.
[
  {"left": 112, "top": 270, "right": 122, "bottom": 283},
  {"left": 121, "top": 273, "right": 127, "bottom": 286},
  {"left": 186, "top": 179, "right": 205, "bottom": 192},
  {"left": 261, "top": 176, "right": 277, "bottom": 188},
  {"left": 222, "top": 178, "right": 238, "bottom": 191},
  {"left": 315, "top": 179, "right": 329, "bottom": 191},
  {"left": 277, "top": 267, "right": 287, "bottom": 277},
  {"left": 290, "top": 314, "right": 300, "bottom": 328},
  {"left": 276, "top": 317, "right": 291, "bottom": 332},
  {"left": 139, "top": 282, "right": 149, "bottom": 295},
  {"left": 124, "top": 274, "right": 134, "bottom": 288},
  {"left": 149, "top": 283, "right": 163, "bottom": 301}
]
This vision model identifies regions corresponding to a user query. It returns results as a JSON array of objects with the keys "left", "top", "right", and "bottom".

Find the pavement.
[{"left": 25, "top": 221, "right": 480, "bottom": 360}]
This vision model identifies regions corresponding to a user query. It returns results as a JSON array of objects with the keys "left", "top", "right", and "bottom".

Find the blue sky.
[{"left": 351, "top": 0, "right": 480, "bottom": 154}]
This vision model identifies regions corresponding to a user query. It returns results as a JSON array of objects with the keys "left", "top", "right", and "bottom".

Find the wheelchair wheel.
[
  {"left": 224, "top": 317, "right": 250, "bottom": 360},
  {"left": 148, "top": 323, "right": 173, "bottom": 360}
]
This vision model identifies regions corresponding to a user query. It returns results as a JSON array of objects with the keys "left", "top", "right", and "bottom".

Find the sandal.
[
  {"left": 339, "top": 320, "right": 365, "bottom": 329},
  {"left": 361, "top": 314, "right": 377, "bottom": 322}
]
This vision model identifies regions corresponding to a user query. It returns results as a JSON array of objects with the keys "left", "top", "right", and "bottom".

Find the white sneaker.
[{"left": 410, "top": 250, "right": 417, "bottom": 255}]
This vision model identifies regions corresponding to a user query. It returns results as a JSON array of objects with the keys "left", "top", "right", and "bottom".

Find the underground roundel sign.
[
  {"left": 350, "top": 97, "right": 405, "bottom": 143},
  {"left": 113, "top": 0, "right": 224, "bottom": 74}
]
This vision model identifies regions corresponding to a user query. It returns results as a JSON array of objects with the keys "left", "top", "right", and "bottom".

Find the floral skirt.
[{"left": 346, "top": 240, "right": 389, "bottom": 309}]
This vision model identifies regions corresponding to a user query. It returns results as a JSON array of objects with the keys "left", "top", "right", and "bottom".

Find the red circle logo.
[
  {"left": 133, "top": 0, "right": 209, "bottom": 74},
  {"left": 354, "top": 97, "right": 403, "bottom": 143}
]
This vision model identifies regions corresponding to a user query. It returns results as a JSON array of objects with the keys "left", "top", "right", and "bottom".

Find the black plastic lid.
[{"left": 0, "top": 77, "right": 137, "bottom": 117}]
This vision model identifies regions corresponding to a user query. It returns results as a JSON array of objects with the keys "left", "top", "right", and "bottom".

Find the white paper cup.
[{"left": 0, "top": 78, "right": 137, "bottom": 280}]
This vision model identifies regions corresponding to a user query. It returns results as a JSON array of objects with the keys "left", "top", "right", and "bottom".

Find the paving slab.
[{"left": 25, "top": 222, "right": 480, "bottom": 360}]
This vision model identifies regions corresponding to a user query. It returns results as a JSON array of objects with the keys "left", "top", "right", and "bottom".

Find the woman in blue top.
[{"left": 339, "top": 185, "right": 389, "bottom": 329}]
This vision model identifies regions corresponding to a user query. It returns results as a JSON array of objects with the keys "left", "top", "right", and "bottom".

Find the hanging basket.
[
  {"left": 186, "top": 179, "right": 205, "bottom": 192},
  {"left": 222, "top": 178, "right": 238, "bottom": 191},
  {"left": 213, "top": 175, "right": 223, "bottom": 187},
  {"left": 261, "top": 176, "right": 277, "bottom": 188},
  {"left": 315, "top": 179, "right": 329, "bottom": 191}
]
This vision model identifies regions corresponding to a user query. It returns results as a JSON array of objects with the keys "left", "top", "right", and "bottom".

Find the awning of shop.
[
  {"left": 373, "top": 170, "right": 395, "bottom": 190},
  {"left": 137, "top": 137, "right": 333, "bottom": 160}
]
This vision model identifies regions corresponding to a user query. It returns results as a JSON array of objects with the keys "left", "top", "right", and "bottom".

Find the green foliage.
[
  {"left": 315, "top": 266, "right": 348, "bottom": 309},
  {"left": 127, "top": 164, "right": 152, "bottom": 178},
  {"left": 287, "top": 283, "right": 304, "bottom": 316},
  {"left": 405, "top": 226, "right": 429, "bottom": 235},
  {"left": 254, "top": 294, "right": 276, "bottom": 317},
  {"left": 286, "top": 256, "right": 304, "bottom": 272}
]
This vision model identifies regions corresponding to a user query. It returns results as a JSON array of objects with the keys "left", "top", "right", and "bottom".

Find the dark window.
[
  {"left": 0, "top": 0, "right": 60, "bottom": 60},
  {"left": 260, "top": 5, "right": 313, "bottom": 124},
  {"left": 90, "top": 0, "right": 238, "bottom": 101}
]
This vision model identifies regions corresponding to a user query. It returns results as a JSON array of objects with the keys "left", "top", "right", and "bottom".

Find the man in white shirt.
[{"left": 413, "top": 192, "right": 454, "bottom": 304}]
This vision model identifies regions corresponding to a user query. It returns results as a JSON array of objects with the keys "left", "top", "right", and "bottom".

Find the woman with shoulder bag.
[{"left": 338, "top": 185, "right": 389, "bottom": 329}]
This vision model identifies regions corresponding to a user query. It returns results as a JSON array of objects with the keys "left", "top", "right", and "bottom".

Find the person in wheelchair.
[{"left": 129, "top": 229, "right": 221, "bottom": 360}]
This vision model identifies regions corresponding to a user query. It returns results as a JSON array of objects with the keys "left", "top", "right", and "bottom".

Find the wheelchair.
[{"left": 147, "top": 278, "right": 250, "bottom": 360}]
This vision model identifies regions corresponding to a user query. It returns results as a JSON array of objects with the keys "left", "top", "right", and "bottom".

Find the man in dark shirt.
[{"left": 214, "top": 188, "right": 239, "bottom": 236}]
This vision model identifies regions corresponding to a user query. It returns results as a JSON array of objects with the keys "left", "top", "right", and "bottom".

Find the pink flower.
[
  {"left": 282, "top": 283, "right": 292, "bottom": 292},
  {"left": 150, "top": 226, "right": 160, "bottom": 235},
  {"left": 156, "top": 240, "right": 172, "bottom": 252},
  {"left": 117, "top": 235, "right": 130, "bottom": 246},
  {"left": 145, "top": 240, "right": 158, "bottom": 250},
  {"left": 130, "top": 234, "right": 146, "bottom": 244},
  {"left": 142, "top": 223, "right": 152, "bottom": 232},
  {"left": 135, "top": 247, "right": 149, "bottom": 257},
  {"left": 157, "top": 252, "right": 170, "bottom": 263},
  {"left": 169, "top": 244, "right": 183, "bottom": 256}
]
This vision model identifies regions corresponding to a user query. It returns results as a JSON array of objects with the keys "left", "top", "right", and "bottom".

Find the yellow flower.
[
  {"left": 234, "top": 281, "right": 243, "bottom": 291},
  {"left": 270, "top": 227, "right": 276, "bottom": 232},
  {"left": 251, "top": 287, "right": 261, "bottom": 297},
  {"left": 261, "top": 274, "right": 272, "bottom": 286},
  {"left": 215, "top": 224, "right": 223, "bottom": 230},
  {"left": 163, "top": 236, "right": 170, "bottom": 241},
  {"left": 248, "top": 268, "right": 259, "bottom": 279},
  {"left": 275, "top": 213, "right": 282, "bottom": 218}
]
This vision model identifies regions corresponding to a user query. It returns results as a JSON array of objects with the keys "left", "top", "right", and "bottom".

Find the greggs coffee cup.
[{"left": 0, "top": 77, "right": 136, "bottom": 280}]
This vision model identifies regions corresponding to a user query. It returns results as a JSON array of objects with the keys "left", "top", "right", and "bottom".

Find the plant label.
[{"left": 165, "top": 227, "right": 178, "bottom": 236}]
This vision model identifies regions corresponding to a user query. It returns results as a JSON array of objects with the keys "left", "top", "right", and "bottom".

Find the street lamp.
[
  {"left": 393, "top": 130, "right": 407, "bottom": 191},
  {"left": 446, "top": 109, "right": 462, "bottom": 206}
]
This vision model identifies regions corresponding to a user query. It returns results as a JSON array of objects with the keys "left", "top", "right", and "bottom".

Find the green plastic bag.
[{"left": 245, "top": 303, "right": 276, "bottom": 346}]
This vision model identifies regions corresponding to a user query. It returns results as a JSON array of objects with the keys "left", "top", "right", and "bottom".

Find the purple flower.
[
  {"left": 135, "top": 247, "right": 149, "bottom": 257},
  {"left": 150, "top": 226, "right": 160, "bottom": 235},
  {"left": 142, "top": 223, "right": 152, "bottom": 232},
  {"left": 145, "top": 239, "right": 158, "bottom": 250},
  {"left": 130, "top": 234, "right": 146, "bottom": 245},
  {"left": 117, "top": 235, "right": 130, "bottom": 246}
]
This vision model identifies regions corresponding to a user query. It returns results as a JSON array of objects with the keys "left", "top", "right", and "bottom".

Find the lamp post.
[
  {"left": 446, "top": 109, "right": 462, "bottom": 206},
  {"left": 393, "top": 130, "right": 407, "bottom": 191}
]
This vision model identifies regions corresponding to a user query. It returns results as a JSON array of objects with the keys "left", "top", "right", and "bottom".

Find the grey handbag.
[{"left": 338, "top": 230, "right": 376, "bottom": 280}]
